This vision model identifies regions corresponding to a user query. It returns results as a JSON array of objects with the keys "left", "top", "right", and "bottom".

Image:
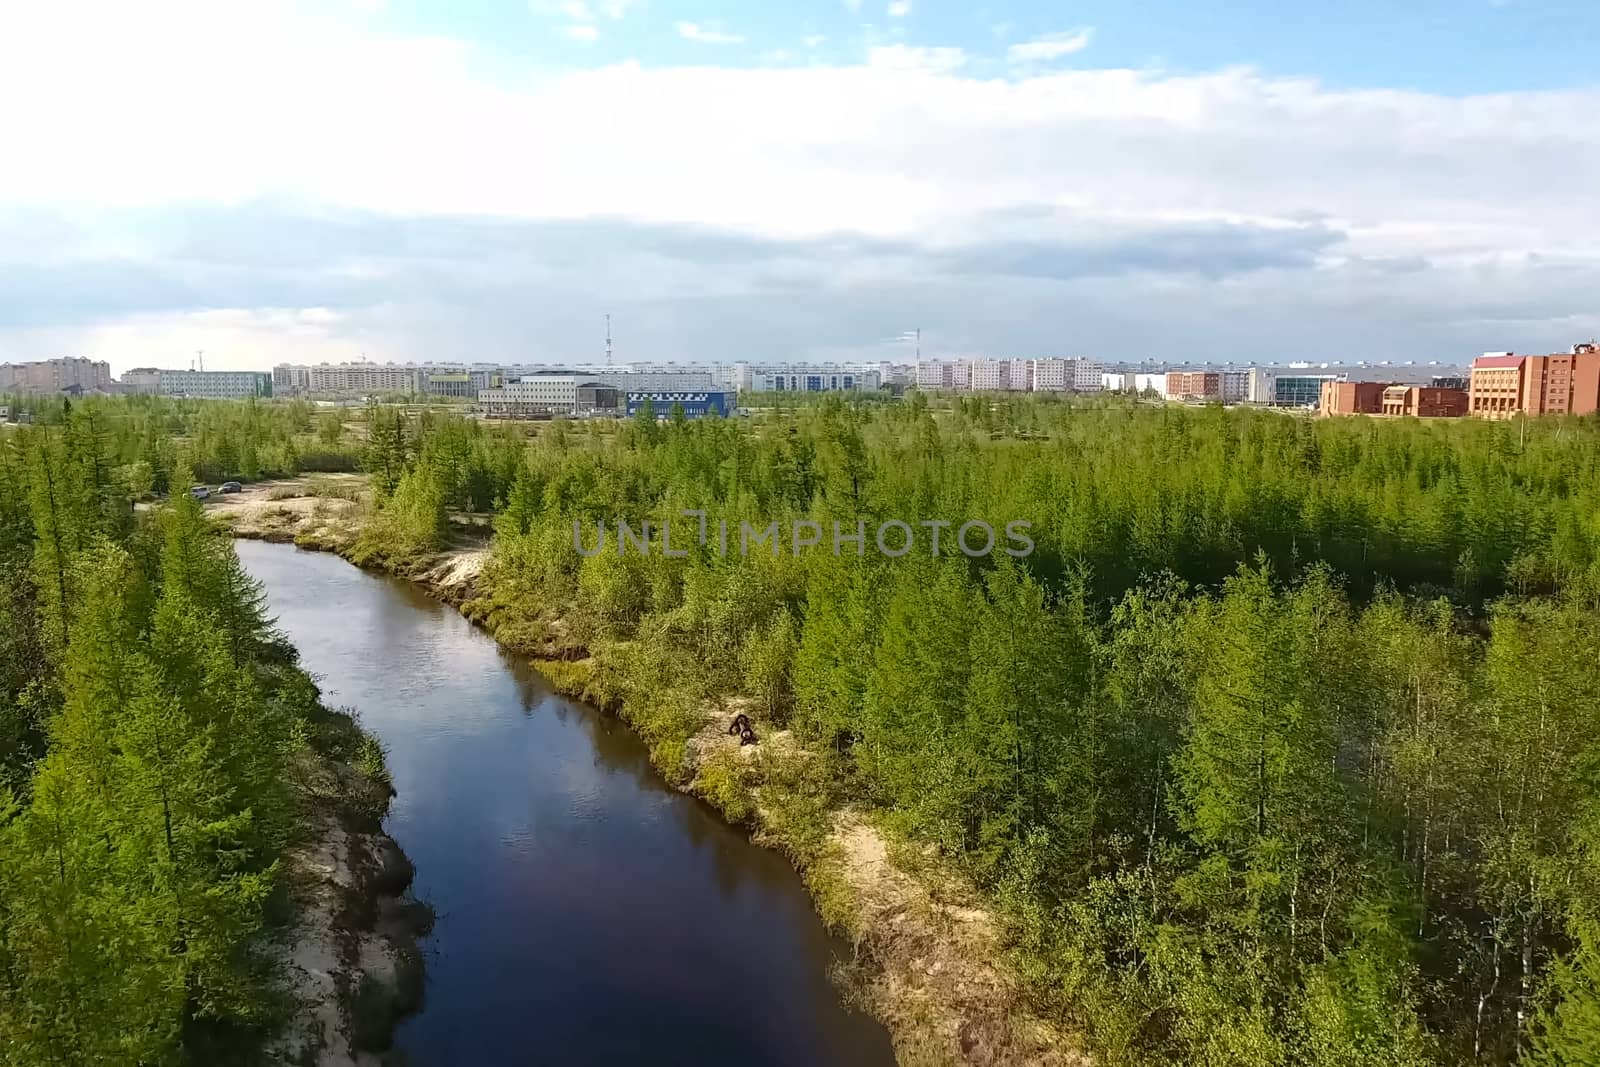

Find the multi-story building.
[
  {"left": 745, "top": 366, "right": 879, "bottom": 392},
  {"left": 1469, "top": 354, "right": 1526, "bottom": 419},
  {"left": 1073, "top": 359, "right": 1104, "bottom": 392},
  {"left": 305, "top": 363, "right": 424, "bottom": 395},
  {"left": 1025, "top": 359, "right": 1067, "bottom": 391},
  {"left": 0, "top": 357, "right": 114, "bottom": 393},
  {"left": 420, "top": 370, "right": 477, "bottom": 398},
  {"left": 914, "top": 359, "right": 966, "bottom": 390},
  {"left": 1166, "top": 371, "right": 1221, "bottom": 401},
  {"left": 1221, "top": 370, "right": 1250, "bottom": 404},
  {"left": 966, "top": 358, "right": 1005, "bottom": 391},
  {"left": 1381, "top": 385, "right": 1468, "bottom": 418},
  {"left": 119, "top": 368, "right": 162, "bottom": 394},
  {"left": 155, "top": 370, "right": 273, "bottom": 398},
  {"left": 1320, "top": 381, "right": 1387, "bottom": 416},
  {"left": 1246, "top": 368, "right": 1277, "bottom": 404},
  {"left": 1470, "top": 344, "right": 1600, "bottom": 419},
  {"left": 1275, "top": 374, "right": 1344, "bottom": 408},
  {"left": 272, "top": 364, "right": 311, "bottom": 395},
  {"left": 479, "top": 375, "right": 581, "bottom": 418}
]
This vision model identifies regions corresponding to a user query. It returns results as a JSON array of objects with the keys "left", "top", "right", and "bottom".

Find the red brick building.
[
  {"left": 1471, "top": 344, "right": 1600, "bottom": 418},
  {"left": 1320, "top": 380, "right": 1385, "bottom": 416},
  {"left": 1166, "top": 371, "right": 1221, "bottom": 400},
  {"left": 1381, "top": 385, "right": 1468, "bottom": 418}
]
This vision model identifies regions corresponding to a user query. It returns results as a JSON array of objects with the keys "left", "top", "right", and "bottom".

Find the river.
[{"left": 237, "top": 540, "right": 894, "bottom": 1066}]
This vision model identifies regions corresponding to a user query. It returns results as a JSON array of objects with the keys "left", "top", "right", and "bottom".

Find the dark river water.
[{"left": 237, "top": 541, "right": 894, "bottom": 1066}]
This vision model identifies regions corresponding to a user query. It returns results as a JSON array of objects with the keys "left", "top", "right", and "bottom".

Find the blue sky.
[
  {"left": 2, "top": 0, "right": 1598, "bottom": 372},
  {"left": 385, "top": 0, "right": 1600, "bottom": 93}
]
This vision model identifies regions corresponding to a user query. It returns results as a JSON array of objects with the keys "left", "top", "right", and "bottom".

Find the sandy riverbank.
[{"left": 223, "top": 476, "right": 1083, "bottom": 1067}]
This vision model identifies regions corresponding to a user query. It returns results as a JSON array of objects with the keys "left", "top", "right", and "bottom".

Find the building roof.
[{"left": 1473, "top": 354, "right": 1525, "bottom": 369}]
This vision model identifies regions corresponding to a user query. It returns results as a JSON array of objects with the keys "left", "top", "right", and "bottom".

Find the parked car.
[
  {"left": 189, "top": 485, "right": 210, "bottom": 500},
  {"left": 219, "top": 480, "right": 242, "bottom": 494}
]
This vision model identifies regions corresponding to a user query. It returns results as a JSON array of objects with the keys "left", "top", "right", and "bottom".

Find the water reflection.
[{"left": 237, "top": 541, "right": 893, "bottom": 1067}]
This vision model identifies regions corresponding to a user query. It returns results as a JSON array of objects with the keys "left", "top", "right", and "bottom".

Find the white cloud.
[
  {"left": 887, "top": 0, "right": 911, "bottom": 16},
  {"left": 803, "top": 34, "right": 826, "bottom": 48},
  {"left": 1007, "top": 29, "right": 1093, "bottom": 62},
  {"left": 866, "top": 44, "right": 965, "bottom": 72},
  {"left": 676, "top": 21, "right": 744, "bottom": 45},
  {"left": 4, "top": 0, "right": 1600, "bottom": 365},
  {"left": 843, "top": 0, "right": 863, "bottom": 11},
  {"left": 532, "top": 0, "right": 633, "bottom": 40}
]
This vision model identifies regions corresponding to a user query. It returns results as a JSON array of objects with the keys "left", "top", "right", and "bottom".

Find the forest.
[
  {"left": 5, "top": 390, "right": 1600, "bottom": 1064},
  {"left": 365, "top": 392, "right": 1600, "bottom": 1066},
  {"left": 0, "top": 400, "right": 392, "bottom": 1064}
]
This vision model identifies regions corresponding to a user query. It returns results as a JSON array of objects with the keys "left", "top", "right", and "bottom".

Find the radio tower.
[{"left": 605, "top": 314, "right": 613, "bottom": 367}]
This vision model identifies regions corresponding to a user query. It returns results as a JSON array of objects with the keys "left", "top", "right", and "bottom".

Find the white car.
[{"left": 189, "top": 485, "right": 210, "bottom": 500}]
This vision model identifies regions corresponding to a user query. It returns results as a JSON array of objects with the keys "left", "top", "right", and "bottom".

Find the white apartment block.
[
  {"left": 914, "top": 359, "right": 963, "bottom": 390},
  {"left": 744, "top": 366, "right": 880, "bottom": 392},
  {"left": 1073, "top": 360, "right": 1105, "bottom": 392},
  {"left": 967, "top": 358, "right": 1004, "bottom": 391},
  {"left": 306, "top": 363, "right": 425, "bottom": 395},
  {"left": 1031, "top": 359, "right": 1072, "bottom": 392},
  {"left": 156, "top": 370, "right": 272, "bottom": 398}
]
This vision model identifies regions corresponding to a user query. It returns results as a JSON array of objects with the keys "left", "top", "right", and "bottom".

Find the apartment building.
[
  {"left": 155, "top": 370, "right": 273, "bottom": 399},
  {"left": 1221, "top": 370, "right": 1250, "bottom": 404},
  {"left": 120, "top": 368, "right": 162, "bottom": 394},
  {"left": 1469, "top": 354, "right": 1526, "bottom": 419},
  {"left": 745, "top": 366, "right": 879, "bottom": 392},
  {"left": 0, "top": 357, "right": 113, "bottom": 393},
  {"left": 1470, "top": 344, "right": 1600, "bottom": 419},
  {"left": 1166, "top": 371, "right": 1221, "bottom": 400},
  {"left": 1073, "top": 360, "right": 1104, "bottom": 392}
]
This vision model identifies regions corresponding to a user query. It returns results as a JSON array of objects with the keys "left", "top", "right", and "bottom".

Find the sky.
[{"left": 3, "top": 0, "right": 1599, "bottom": 374}]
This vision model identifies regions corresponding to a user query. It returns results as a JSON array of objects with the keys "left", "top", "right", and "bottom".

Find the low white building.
[
  {"left": 1132, "top": 372, "right": 1169, "bottom": 398},
  {"left": 745, "top": 366, "right": 880, "bottom": 392},
  {"left": 479, "top": 375, "right": 579, "bottom": 417},
  {"left": 1101, "top": 371, "right": 1129, "bottom": 392}
]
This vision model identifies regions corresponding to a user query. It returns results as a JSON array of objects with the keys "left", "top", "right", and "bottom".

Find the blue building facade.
[{"left": 625, "top": 390, "right": 733, "bottom": 419}]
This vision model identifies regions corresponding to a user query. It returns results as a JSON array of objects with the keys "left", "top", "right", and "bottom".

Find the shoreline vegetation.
[
  {"left": 218, "top": 475, "right": 1073, "bottom": 1065},
  {"left": 0, "top": 409, "right": 428, "bottom": 1067},
  {"left": 10, "top": 392, "right": 1600, "bottom": 1066}
]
